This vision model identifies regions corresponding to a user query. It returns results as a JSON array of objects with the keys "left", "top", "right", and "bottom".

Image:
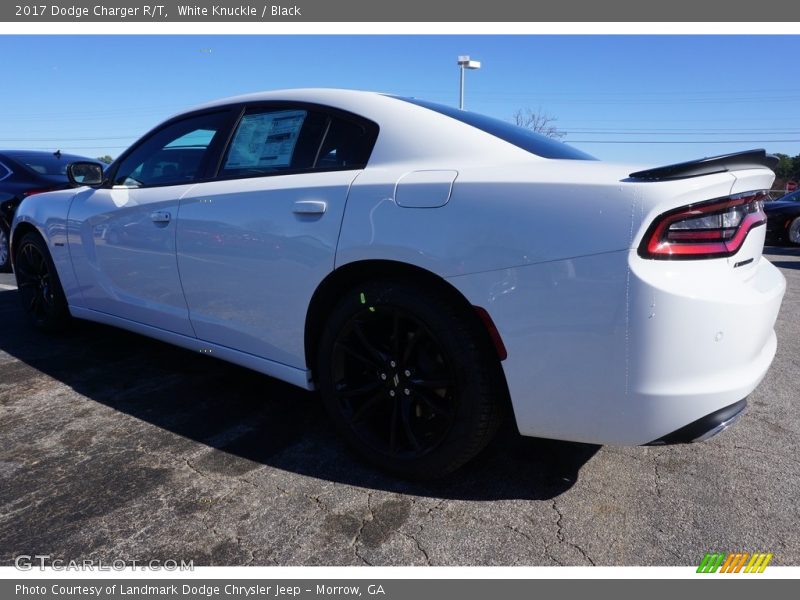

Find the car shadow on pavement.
[{"left": 0, "top": 289, "right": 598, "bottom": 501}]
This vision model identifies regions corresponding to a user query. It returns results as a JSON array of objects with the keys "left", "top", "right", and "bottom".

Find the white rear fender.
[{"left": 338, "top": 161, "right": 643, "bottom": 277}]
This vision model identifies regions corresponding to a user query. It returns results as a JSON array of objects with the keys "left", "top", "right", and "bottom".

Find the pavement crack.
[
  {"left": 652, "top": 453, "right": 664, "bottom": 498},
  {"left": 358, "top": 493, "right": 375, "bottom": 542},
  {"left": 569, "top": 541, "right": 597, "bottom": 566},
  {"left": 236, "top": 535, "right": 256, "bottom": 565},
  {"left": 399, "top": 530, "right": 432, "bottom": 566},
  {"left": 184, "top": 457, "right": 212, "bottom": 480},
  {"left": 426, "top": 499, "right": 447, "bottom": 519},
  {"left": 353, "top": 546, "right": 373, "bottom": 566},
  {"left": 552, "top": 500, "right": 565, "bottom": 544},
  {"left": 504, "top": 524, "right": 536, "bottom": 545},
  {"left": 350, "top": 492, "right": 374, "bottom": 565},
  {"left": 305, "top": 493, "right": 330, "bottom": 513},
  {"left": 551, "top": 499, "right": 596, "bottom": 566}
]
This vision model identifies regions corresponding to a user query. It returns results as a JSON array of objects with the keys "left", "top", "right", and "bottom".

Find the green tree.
[
  {"left": 772, "top": 153, "right": 793, "bottom": 179},
  {"left": 768, "top": 152, "right": 800, "bottom": 192},
  {"left": 96, "top": 155, "right": 114, "bottom": 164}
]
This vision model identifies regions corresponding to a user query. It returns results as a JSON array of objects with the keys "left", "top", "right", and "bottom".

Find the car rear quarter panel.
[
  {"left": 338, "top": 162, "right": 782, "bottom": 444},
  {"left": 337, "top": 162, "right": 740, "bottom": 276}
]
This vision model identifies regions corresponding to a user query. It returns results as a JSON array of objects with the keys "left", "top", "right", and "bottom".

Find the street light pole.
[{"left": 457, "top": 55, "right": 481, "bottom": 110}]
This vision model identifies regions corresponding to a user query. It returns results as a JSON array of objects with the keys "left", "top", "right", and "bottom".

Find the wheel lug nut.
[
  {"left": 390, "top": 360, "right": 396, "bottom": 368},
  {"left": 404, "top": 370, "right": 411, "bottom": 377},
  {"left": 404, "top": 388, "right": 410, "bottom": 396},
  {"left": 380, "top": 373, "right": 387, "bottom": 380},
  {"left": 389, "top": 390, "right": 395, "bottom": 397}
]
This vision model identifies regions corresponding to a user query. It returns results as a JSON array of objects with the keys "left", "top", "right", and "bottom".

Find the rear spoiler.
[{"left": 629, "top": 149, "right": 778, "bottom": 181}]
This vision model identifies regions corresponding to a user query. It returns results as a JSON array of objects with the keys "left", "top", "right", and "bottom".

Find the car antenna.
[{"left": 53, "top": 149, "right": 61, "bottom": 158}]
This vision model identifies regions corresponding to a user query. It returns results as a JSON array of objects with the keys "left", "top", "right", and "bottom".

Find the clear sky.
[{"left": 1, "top": 35, "right": 799, "bottom": 166}]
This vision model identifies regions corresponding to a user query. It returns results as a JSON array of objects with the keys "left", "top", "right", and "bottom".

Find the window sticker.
[{"left": 225, "top": 110, "right": 307, "bottom": 170}]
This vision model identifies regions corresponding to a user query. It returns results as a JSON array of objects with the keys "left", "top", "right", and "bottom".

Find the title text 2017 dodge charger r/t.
[{"left": 11, "top": 89, "right": 786, "bottom": 478}]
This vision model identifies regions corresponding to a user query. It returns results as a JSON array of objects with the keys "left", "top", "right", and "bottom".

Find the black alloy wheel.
[
  {"left": 0, "top": 224, "right": 10, "bottom": 272},
  {"left": 318, "top": 280, "right": 505, "bottom": 479},
  {"left": 332, "top": 306, "right": 458, "bottom": 460},
  {"left": 14, "top": 232, "right": 70, "bottom": 330}
]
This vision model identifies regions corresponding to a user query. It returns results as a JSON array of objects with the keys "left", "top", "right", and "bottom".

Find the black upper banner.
[{"left": 1, "top": 0, "right": 799, "bottom": 22}]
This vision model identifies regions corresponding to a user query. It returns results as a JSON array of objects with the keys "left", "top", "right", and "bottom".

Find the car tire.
[
  {"left": 317, "top": 279, "right": 505, "bottom": 479},
  {"left": 789, "top": 216, "right": 800, "bottom": 246},
  {"left": 0, "top": 223, "right": 10, "bottom": 273},
  {"left": 14, "top": 231, "right": 71, "bottom": 331}
]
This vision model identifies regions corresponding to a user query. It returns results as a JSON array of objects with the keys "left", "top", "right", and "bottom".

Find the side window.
[
  {"left": 316, "top": 117, "right": 375, "bottom": 169},
  {"left": 0, "top": 162, "right": 11, "bottom": 182},
  {"left": 217, "top": 106, "right": 378, "bottom": 180},
  {"left": 113, "top": 111, "right": 229, "bottom": 188},
  {"left": 220, "top": 109, "right": 327, "bottom": 178}
]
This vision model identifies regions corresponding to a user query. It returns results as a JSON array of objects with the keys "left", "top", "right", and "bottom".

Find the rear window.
[
  {"left": 6, "top": 152, "right": 83, "bottom": 178},
  {"left": 394, "top": 97, "right": 595, "bottom": 161}
]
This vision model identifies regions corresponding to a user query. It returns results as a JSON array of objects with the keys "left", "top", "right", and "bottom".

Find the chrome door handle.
[
  {"left": 150, "top": 211, "right": 171, "bottom": 223},
  {"left": 292, "top": 200, "right": 327, "bottom": 215}
]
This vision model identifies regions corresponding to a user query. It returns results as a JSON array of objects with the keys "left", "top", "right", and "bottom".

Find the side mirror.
[{"left": 67, "top": 161, "right": 104, "bottom": 186}]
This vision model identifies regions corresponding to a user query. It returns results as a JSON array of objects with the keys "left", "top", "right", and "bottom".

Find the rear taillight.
[{"left": 638, "top": 190, "right": 768, "bottom": 259}]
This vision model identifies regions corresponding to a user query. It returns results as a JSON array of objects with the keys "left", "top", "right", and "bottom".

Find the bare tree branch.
[{"left": 513, "top": 108, "right": 566, "bottom": 140}]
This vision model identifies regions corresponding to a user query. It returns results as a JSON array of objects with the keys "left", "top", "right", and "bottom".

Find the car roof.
[{"left": 187, "top": 88, "right": 386, "bottom": 112}]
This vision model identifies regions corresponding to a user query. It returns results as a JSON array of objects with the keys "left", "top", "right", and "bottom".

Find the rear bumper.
[{"left": 447, "top": 244, "right": 785, "bottom": 446}]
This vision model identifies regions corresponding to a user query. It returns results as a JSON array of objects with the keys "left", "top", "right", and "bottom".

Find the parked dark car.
[
  {"left": 765, "top": 189, "right": 800, "bottom": 247},
  {"left": 0, "top": 150, "right": 98, "bottom": 271}
]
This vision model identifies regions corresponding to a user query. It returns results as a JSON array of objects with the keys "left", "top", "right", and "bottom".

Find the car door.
[
  {"left": 67, "top": 109, "right": 235, "bottom": 336},
  {"left": 176, "top": 105, "right": 378, "bottom": 368}
]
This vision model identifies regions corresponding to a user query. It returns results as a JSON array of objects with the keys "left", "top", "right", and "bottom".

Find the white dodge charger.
[{"left": 10, "top": 89, "right": 786, "bottom": 478}]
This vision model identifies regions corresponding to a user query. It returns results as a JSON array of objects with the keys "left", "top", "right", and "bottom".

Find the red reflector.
[
  {"left": 474, "top": 306, "right": 507, "bottom": 361},
  {"left": 639, "top": 191, "right": 768, "bottom": 260}
]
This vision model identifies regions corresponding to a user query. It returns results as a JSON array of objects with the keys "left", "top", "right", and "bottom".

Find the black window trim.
[
  {"left": 103, "top": 106, "right": 240, "bottom": 190},
  {"left": 208, "top": 100, "right": 380, "bottom": 184},
  {"left": 101, "top": 101, "right": 380, "bottom": 189}
]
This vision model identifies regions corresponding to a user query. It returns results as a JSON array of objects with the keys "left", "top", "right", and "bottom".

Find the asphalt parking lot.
[{"left": 0, "top": 249, "right": 798, "bottom": 567}]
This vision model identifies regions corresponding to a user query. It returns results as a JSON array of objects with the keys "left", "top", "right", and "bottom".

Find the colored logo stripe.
[
  {"left": 697, "top": 552, "right": 773, "bottom": 573},
  {"left": 697, "top": 553, "right": 725, "bottom": 573},
  {"left": 744, "top": 553, "right": 773, "bottom": 573}
]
